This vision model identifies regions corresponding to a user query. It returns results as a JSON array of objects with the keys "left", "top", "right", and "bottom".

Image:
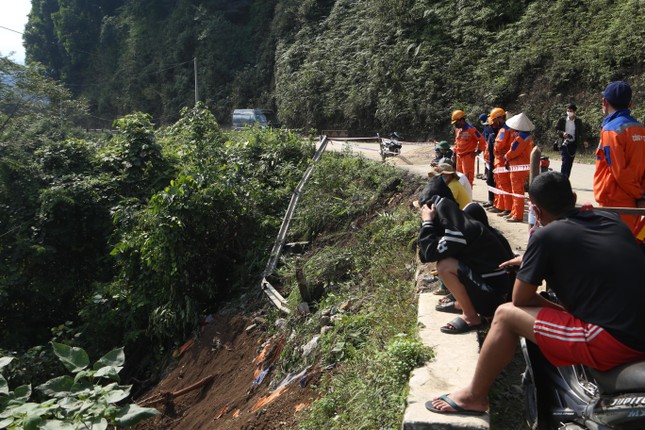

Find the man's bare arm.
[{"left": 512, "top": 278, "right": 565, "bottom": 311}]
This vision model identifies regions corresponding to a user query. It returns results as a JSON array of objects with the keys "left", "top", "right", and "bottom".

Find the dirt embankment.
[{"left": 133, "top": 312, "right": 321, "bottom": 430}]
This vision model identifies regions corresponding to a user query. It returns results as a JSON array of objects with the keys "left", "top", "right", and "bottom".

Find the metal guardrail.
[{"left": 260, "top": 136, "right": 330, "bottom": 313}]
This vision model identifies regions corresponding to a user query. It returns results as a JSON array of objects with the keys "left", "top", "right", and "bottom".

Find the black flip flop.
[
  {"left": 425, "top": 394, "right": 487, "bottom": 416},
  {"left": 435, "top": 301, "right": 462, "bottom": 314},
  {"left": 437, "top": 293, "right": 455, "bottom": 304},
  {"left": 440, "top": 317, "right": 485, "bottom": 334}
]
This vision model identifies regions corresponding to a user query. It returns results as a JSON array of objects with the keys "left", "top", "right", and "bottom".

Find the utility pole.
[{"left": 194, "top": 57, "right": 199, "bottom": 105}]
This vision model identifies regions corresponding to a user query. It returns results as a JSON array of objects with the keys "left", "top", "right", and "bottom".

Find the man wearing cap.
[
  {"left": 594, "top": 81, "right": 645, "bottom": 231},
  {"left": 428, "top": 162, "right": 471, "bottom": 209},
  {"left": 451, "top": 110, "right": 486, "bottom": 187},
  {"left": 490, "top": 108, "right": 513, "bottom": 217},
  {"left": 504, "top": 113, "right": 535, "bottom": 223},
  {"left": 555, "top": 103, "right": 588, "bottom": 178},
  {"left": 432, "top": 141, "right": 455, "bottom": 166}
]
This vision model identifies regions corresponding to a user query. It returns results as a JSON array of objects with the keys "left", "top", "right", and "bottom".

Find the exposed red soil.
[{"left": 133, "top": 313, "right": 320, "bottom": 430}]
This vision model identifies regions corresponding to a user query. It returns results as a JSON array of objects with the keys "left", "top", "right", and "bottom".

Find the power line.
[{"left": 0, "top": 25, "right": 23, "bottom": 35}]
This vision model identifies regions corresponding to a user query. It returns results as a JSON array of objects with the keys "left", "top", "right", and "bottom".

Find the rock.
[
  {"left": 339, "top": 300, "right": 351, "bottom": 311},
  {"left": 253, "top": 316, "right": 267, "bottom": 325},
  {"left": 302, "top": 335, "right": 320, "bottom": 357},
  {"left": 319, "top": 315, "right": 331, "bottom": 327},
  {"left": 297, "top": 302, "right": 310, "bottom": 314},
  {"left": 245, "top": 323, "right": 257, "bottom": 333},
  {"left": 320, "top": 326, "right": 333, "bottom": 335},
  {"left": 274, "top": 318, "right": 288, "bottom": 331}
]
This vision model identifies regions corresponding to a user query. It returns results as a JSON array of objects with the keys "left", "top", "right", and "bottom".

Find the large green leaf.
[
  {"left": 12, "top": 384, "right": 31, "bottom": 402},
  {"left": 93, "top": 366, "right": 122, "bottom": 382},
  {"left": 0, "top": 357, "right": 14, "bottom": 370},
  {"left": 57, "top": 396, "right": 84, "bottom": 412},
  {"left": 103, "top": 385, "right": 130, "bottom": 403},
  {"left": 23, "top": 412, "right": 43, "bottom": 430},
  {"left": 36, "top": 375, "right": 74, "bottom": 397},
  {"left": 114, "top": 404, "right": 160, "bottom": 426},
  {"left": 40, "top": 420, "right": 78, "bottom": 430},
  {"left": 51, "top": 343, "right": 89, "bottom": 373},
  {"left": 93, "top": 348, "right": 125, "bottom": 370}
]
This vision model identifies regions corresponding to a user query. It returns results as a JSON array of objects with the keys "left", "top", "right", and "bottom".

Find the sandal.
[
  {"left": 432, "top": 285, "right": 450, "bottom": 296},
  {"left": 440, "top": 317, "right": 485, "bottom": 334},
  {"left": 437, "top": 293, "right": 454, "bottom": 304},
  {"left": 435, "top": 301, "right": 462, "bottom": 314},
  {"left": 425, "top": 394, "right": 487, "bottom": 416}
]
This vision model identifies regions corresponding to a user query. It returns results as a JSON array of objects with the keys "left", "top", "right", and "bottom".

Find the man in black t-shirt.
[{"left": 426, "top": 171, "right": 645, "bottom": 416}]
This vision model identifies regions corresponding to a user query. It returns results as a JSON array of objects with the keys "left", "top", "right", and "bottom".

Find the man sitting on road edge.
[
  {"left": 416, "top": 177, "right": 514, "bottom": 334},
  {"left": 427, "top": 171, "right": 645, "bottom": 416}
]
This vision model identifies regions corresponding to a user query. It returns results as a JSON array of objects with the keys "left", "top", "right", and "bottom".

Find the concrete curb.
[{"left": 402, "top": 292, "right": 489, "bottom": 430}]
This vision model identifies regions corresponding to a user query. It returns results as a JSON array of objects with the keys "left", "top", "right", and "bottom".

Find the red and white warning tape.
[
  {"left": 487, "top": 185, "right": 528, "bottom": 199},
  {"left": 327, "top": 137, "right": 434, "bottom": 146},
  {"left": 477, "top": 154, "right": 530, "bottom": 174},
  {"left": 492, "top": 164, "right": 531, "bottom": 174}
]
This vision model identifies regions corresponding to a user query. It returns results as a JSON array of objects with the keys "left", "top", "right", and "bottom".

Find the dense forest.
[{"left": 24, "top": 0, "right": 645, "bottom": 139}]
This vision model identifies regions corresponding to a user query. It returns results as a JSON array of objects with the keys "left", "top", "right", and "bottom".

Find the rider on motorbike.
[{"left": 426, "top": 171, "right": 645, "bottom": 417}]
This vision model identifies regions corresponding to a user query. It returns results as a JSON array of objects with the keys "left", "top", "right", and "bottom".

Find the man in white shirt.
[{"left": 554, "top": 103, "right": 587, "bottom": 178}]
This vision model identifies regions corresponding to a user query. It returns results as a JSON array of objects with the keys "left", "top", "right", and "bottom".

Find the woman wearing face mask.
[{"left": 555, "top": 103, "right": 587, "bottom": 178}]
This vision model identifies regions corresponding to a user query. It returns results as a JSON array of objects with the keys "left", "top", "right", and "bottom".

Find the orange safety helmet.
[
  {"left": 451, "top": 110, "right": 466, "bottom": 124},
  {"left": 489, "top": 107, "right": 506, "bottom": 122}
]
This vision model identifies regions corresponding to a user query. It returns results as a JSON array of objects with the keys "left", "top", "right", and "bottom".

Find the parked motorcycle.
[
  {"left": 377, "top": 132, "right": 402, "bottom": 161},
  {"left": 521, "top": 293, "right": 645, "bottom": 429}
]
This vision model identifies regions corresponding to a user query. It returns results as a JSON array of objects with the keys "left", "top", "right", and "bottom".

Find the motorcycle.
[
  {"left": 377, "top": 132, "right": 402, "bottom": 162},
  {"left": 521, "top": 293, "right": 645, "bottom": 430}
]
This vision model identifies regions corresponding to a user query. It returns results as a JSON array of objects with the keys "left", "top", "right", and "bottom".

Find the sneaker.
[
  {"left": 506, "top": 217, "right": 522, "bottom": 223},
  {"left": 487, "top": 207, "right": 502, "bottom": 213},
  {"left": 482, "top": 202, "right": 493, "bottom": 208},
  {"left": 497, "top": 210, "right": 511, "bottom": 217}
]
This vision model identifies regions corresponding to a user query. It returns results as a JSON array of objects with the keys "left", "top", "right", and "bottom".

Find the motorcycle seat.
[{"left": 589, "top": 359, "right": 645, "bottom": 395}]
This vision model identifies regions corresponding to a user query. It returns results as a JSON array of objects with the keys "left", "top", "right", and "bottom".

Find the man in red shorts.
[{"left": 426, "top": 171, "right": 645, "bottom": 416}]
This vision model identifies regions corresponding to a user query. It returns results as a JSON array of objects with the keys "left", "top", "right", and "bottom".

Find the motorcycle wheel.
[{"left": 522, "top": 342, "right": 556, "bottom": 430}]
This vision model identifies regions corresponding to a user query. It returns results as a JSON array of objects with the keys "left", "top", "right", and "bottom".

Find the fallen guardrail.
[{"left": 260, "top": 135, "right": 330, "bottom": 313}]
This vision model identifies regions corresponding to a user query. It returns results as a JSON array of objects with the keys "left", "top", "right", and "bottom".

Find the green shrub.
[{"left": 0, "top": 343, "right": 158, "bottom": 429}]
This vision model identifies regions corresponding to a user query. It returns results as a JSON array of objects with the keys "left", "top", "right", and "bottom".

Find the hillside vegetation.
[
  {"left": 25, "top": 0, "right": 644, "bottom": 141},
  {"left": 0, "top": 57, "right": 429, "bottom": 427}
]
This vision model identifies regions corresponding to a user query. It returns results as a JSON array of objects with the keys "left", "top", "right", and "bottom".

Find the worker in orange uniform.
[
  {"left": 503, "top": 113, "right": 535, "bottom": 223},
  {"left": 451, "top": 110, "right": 486, "bottom": 187},
  {"left": 594, "top": 81, "right": 645, "bottom": 231},
  {"left": 488, "top": 108, "right": 513, "bottom": 217}
]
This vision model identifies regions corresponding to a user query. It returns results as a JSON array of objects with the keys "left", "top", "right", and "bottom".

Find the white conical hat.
[{"left": 506, "top": 112, "right": 535, "bottom": 131}]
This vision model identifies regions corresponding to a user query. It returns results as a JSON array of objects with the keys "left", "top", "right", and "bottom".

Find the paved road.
[{"left": 327, "top": 140, "right": 597, "bottom": 205}]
